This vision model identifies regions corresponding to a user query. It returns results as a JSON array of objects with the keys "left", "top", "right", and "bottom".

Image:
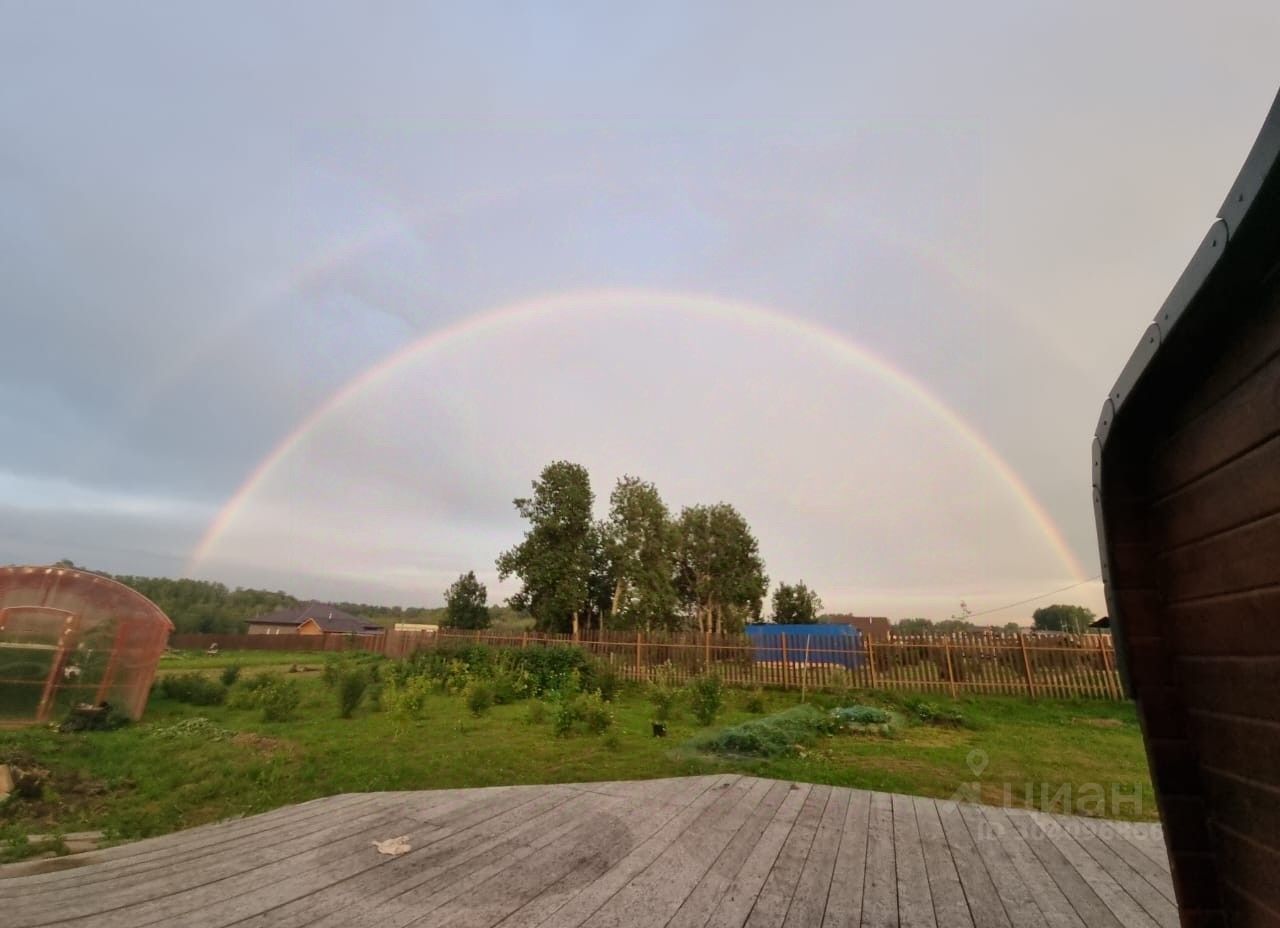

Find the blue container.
[{"left": 745, "top": 624, "right": 863, "bottom": 669}]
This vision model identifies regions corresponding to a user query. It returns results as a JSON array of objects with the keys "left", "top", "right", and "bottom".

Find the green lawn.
[{"left": 1, "top": 650, "right": 1156, "bottom": 861}]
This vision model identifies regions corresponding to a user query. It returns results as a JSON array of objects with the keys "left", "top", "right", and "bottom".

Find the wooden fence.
[{"left": 171, "top": 628, "right": 1123, "bottom": 700}]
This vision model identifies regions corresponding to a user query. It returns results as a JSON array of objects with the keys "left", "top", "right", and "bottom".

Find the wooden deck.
[{"left": 0, "top": 775, "right": 1176, "bottom": 927}]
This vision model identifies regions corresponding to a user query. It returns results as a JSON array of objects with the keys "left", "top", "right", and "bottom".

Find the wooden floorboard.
[{"left": 0, "top": 776, "right": 1176, "bottom": 928}]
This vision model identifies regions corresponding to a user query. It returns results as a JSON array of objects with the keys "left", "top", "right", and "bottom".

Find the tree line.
[{"left": 444, "top": 461, "right": 821, "bottom": 636}]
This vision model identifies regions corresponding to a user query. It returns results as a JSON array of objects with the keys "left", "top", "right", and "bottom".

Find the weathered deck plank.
[{"left": 0, "top": 776, "right": 1175, "bottom": 928}]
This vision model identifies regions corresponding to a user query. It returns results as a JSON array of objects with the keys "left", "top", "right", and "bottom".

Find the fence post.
[
  {"left": 867, "top": 640, "right": 877, "bottom": 689},
  {"left": 636, "top": 631, "right": 644, "bottom": 681},
  {"left": 780, "top": 633, "right": 790, "bottom": 689},
  {"left": 704, "top": 629, "right": 711, "bottom": 670},
  {"left": 1019, "top": 634, "right": 1036, "bottom": 698},
  {"left": 944, "top": 640, "right": 956, "bottom": 699},
  {"left": 1100, "top": 636, "right": 1119, "bottom": 699}
]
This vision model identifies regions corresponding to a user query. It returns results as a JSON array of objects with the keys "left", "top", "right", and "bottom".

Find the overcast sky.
[{"left": 3, "top": 3, "right": 1278, "bottom": 620}]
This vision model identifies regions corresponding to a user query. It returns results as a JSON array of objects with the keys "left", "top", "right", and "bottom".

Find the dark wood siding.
[{"left": 1105, "top": 264, "right": 1280, "bottom": 925}]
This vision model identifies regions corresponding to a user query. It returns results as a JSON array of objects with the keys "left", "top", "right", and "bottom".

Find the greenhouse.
[{"left": 0, "top": 565, "right": 173, "bottom": 725}]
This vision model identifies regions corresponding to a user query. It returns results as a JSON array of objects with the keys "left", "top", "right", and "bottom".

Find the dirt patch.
[
  {"left": 1072, "top": 717, "right": 1125, "bottom": 729},
  {"left": 0, "top": 749, "right": 124, "bottom": 833}
]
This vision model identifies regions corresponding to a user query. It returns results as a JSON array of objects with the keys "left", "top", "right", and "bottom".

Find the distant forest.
[{"left": 49, "top": 560, "right": 523, "bottom": 635}]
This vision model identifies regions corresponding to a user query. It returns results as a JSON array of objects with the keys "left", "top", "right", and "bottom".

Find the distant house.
[
  {"left": 393, "top": 622, "right": 439, "bottom": 633},
  {"left": 245, "top": 601, "right": 385, "bottom": 637},
  {"left": 820, "top": 614, "right": 891, "bottom": 641}
]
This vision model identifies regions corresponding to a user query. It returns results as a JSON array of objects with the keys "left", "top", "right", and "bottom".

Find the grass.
[{"left": 0, "top": 651, "right": 1156, "bottom": 861}]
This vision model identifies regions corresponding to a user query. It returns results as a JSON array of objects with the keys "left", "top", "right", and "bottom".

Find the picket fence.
[{"left": 170, "top": 627, "right": 1123, "bottom": 700}]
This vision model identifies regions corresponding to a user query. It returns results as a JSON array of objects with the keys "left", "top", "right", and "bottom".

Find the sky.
[{"left": 3, "top": 3, "right": 1278, "bottom": 621}]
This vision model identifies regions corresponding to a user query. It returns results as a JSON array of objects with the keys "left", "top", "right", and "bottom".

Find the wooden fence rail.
[{"left": 169, "top": 629, "right": 1123, "bottom": 700}]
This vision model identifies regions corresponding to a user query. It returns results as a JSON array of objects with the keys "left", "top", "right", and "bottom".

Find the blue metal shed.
[{"left": 745, "top": 624, "right": 863, "bottom": 669}]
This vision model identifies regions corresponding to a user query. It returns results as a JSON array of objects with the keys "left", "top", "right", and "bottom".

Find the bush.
[
  {"left": 649, "top": 683, "right": 679, "bottom": 722},
  {"left": 258, "top": 679, "right": 301, "bottom": 722},
  {"left": 688, "top": 673, "right": 724, "bottom": 726},
  {"left": 490, "top": 667, "right": 531, "bottom": 705},
  {"left": 219, "top": 664, "right": 242, "bottom": 687},
  {"left": 157, "top": 673, "right": 227, "bottom": 706},
  {"left": 464, "top": 679, "right": 495, "bottom": 717},
  {"left": 526, "top": 701, "right": 548, "bottom": 725},
  {"left": 690, "top": 705, "right": 835, "bottom": 758},
  {"left": 743, "top": 689, "right": 766, "bottom": 714},
  {"left": 385, "top": 676, "right": 433, "bottom": 721},
  {"left": 906, "top": 698, "right": 966, "bottom": 727},
  {"left": 337, "top": 670, "right": 368, "bottom": 718},
  {"left": 553, "top": 691, "right": 614, "bottom": 736},
  {"left": 367, "top": 682, "right": 384, "bottom": 711},
  {"left": 830, "top": 704, "right": 892, "bottom": 731},
  {"left": 587, "top": 659, "right": 622, "bottom": 702}
]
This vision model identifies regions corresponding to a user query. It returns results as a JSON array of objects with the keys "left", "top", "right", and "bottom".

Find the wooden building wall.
[{"left": 1103, "top": 256, "right": 1280, "bottom": 927}]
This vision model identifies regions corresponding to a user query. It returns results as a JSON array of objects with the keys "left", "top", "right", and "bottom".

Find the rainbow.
[{"left": 186, "top": 288, "right": 1089, "bottom": 582}]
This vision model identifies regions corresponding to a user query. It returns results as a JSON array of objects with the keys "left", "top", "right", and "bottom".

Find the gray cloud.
[{"left": 3, "top": 2, "right": 1278, "bottom": 618}]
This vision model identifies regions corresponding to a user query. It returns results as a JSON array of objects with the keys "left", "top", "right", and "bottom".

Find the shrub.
[
  {"left": 552, "top": 697, "right": 581, "bottom": 736},
  {"left": 586, "top": 659, "right": 622, "bottom": 702},
  {"left": 367, "top": 682, "right": 384, "bottom": 711},
  {"left": 830, "top": 704, "right": 891, "bottom": 725},
  {"left": 552, "top": 691, "right": 614, "bottom": 736},
  {"left": 830, "top": 705, "right": 893, "bottom": 731},
  {"left": 157, "top": 673, "right": 227, "bottom": 706},
  {"left": 576, "top": 691, "right": 614, "bottom": 734},
  {"left": 322, "top": 656, "right": 343, "bottom": 688},
  {"left": 526, "top": 701, "right": 548, "bottom": 725},
  {"left": 385, "top": 676, "right": 433, "bottom": 721},
  {"left": 219, "top": 664, "right": 242, "bottom": 687},
  {"left": 259, "top": 679, "right": 301, "bottom": 722},
  {"left": 688, "top": 673, "right": 724, "bottom": 726},
  {"left": 690, "top": 705, "right": 834, "bottom": 758},
  {"left": 337, "top": 670, "right": 368, "bottom": 718},
  {"left": 464, "top": 679, "right": 495, "bottom": 717},
  {"left": 649, "top": 683, "right": 679, "bottom": 722},
  {"left": 906, "top": 698, "right": 966, "bottom": 727},
  {"left": 743, "top": 689, "right": 766, "bottom": 714},
  {"left": 490, "top": 667, "right": 531, "bottom": 705}
]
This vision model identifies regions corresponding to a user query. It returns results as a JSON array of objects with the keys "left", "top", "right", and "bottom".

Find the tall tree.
[
  {"left": 602, "top": 476, "right": 679, "bottom": 631},
  {"left": 1032, "top": 604, "right": 1095, "bottom": 634},
  {"left": 770, "top": 581, "right": 823, "bottom": 624},
  {"left": 443, "top": 571, "right": 490, "bottom": 629},
  {"left": 495, "top": 461, "right": 597, "bottom": 636},
  {"left": 675, "top": 503, "right": 768, "bottom": 634}
]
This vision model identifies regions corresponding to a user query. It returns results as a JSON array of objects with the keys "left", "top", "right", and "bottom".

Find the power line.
[{"left": 963, "top": 575, "right": 1103, "bottom": 621}]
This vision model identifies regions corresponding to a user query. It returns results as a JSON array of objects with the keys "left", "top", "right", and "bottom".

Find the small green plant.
[
  {"left": 552, "top": 691, "right": 614, "bottom": 735},
  {"left": 337, "top": 670, "right": 368, "bottom": 718},
  {"left": 743, "top": 689, "right": 766, "bottom": 713},
  {"left": 690, "top": 704, "right": 835, "bottom": 758},
  {"left": 157, "top": 673, "right": 227, "bottom": 706},
  {"left": 688, "top": 673, "right": 724, "bottom": 726},
  {"left": 906, "top": 698, "right": 966, "bottom": 727},
  {"left": 258, "top": 679, "right": 301, "bottom": 722},
  {"left": 322, "top": 656, "right": 343, "bottom": 688},
  {"left": 552, "top": 697, "right": 580, "bottom": 736},
  {"left": 649, "top": 682, "right": 679, "bottom": 722},
  {"left": 464, "top": 679, "right": 495, "bottom": 717},
  {"left": 385, "top": 676, "right": 433, "bottom": 721},
  {"left": 367, "top": 682, "right": 384, "bottom": 711},
  {"left": 219, "top": 664, "right": 242, "bottom": 687},
  {"left": 830, "top": 705, "right": 892, "bottom": 726},
  {"left": 587, "top": 659, "right": 622, "bottom": 702}
]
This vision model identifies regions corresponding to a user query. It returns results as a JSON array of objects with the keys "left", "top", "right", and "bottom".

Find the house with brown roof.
[{"left": 245, "top": 601, "right": 385, "bottom": 637}]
